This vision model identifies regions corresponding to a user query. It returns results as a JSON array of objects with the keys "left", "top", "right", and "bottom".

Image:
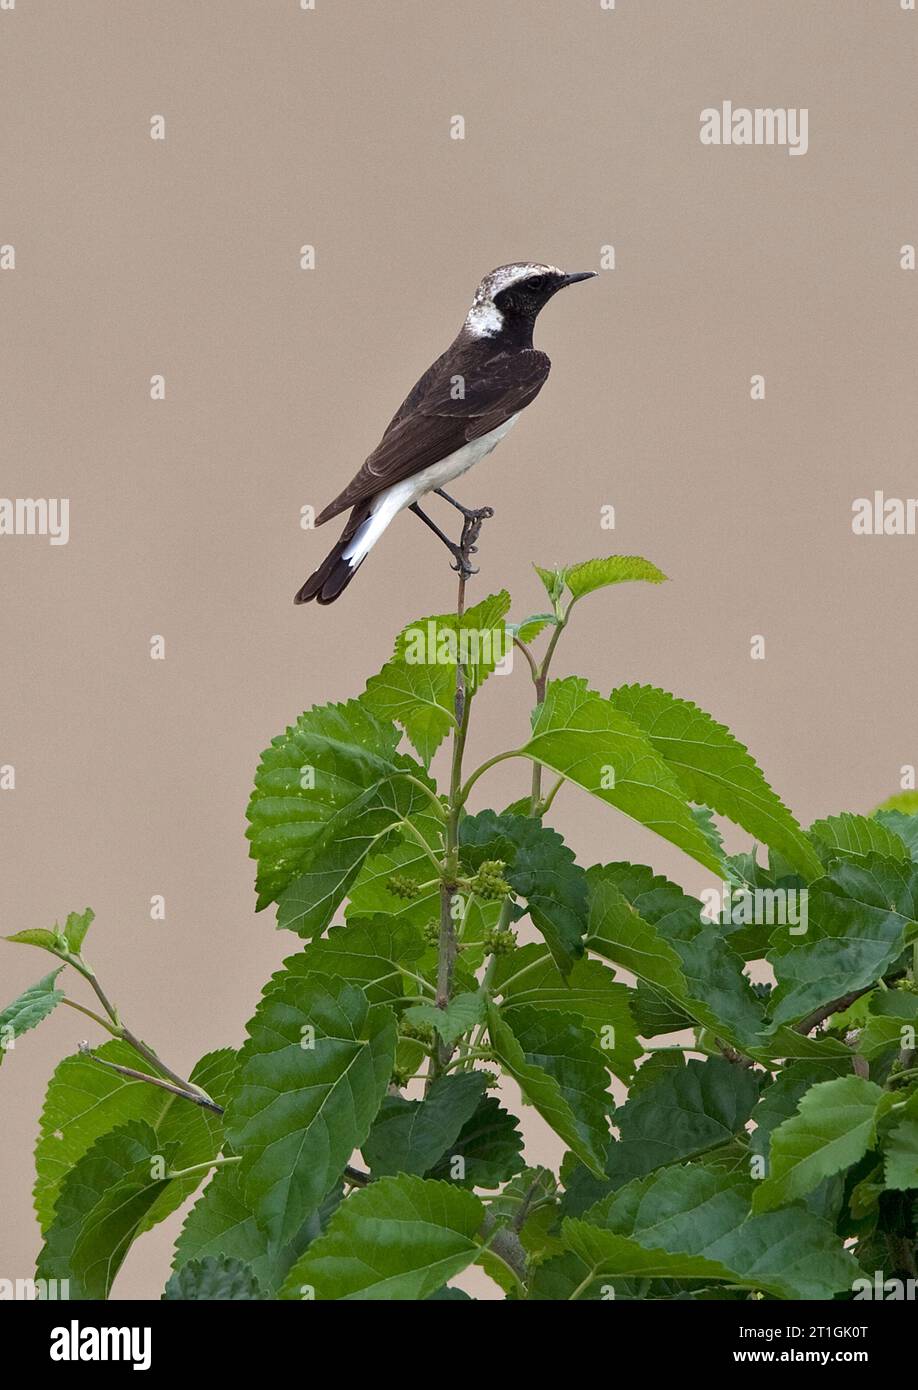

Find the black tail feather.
[{"left": 294, "top": 504, "right": 370, "bottom": 605}]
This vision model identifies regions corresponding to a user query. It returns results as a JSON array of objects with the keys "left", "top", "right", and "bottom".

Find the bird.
[{"left": 295, "top": 262, "right": 596, "bottom": 605}]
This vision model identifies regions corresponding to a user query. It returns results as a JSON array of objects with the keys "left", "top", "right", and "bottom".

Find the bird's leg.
[
  {"left": 409, "top": 502, "right": 478, "bottom": 578},
  {"left": 434, "top": 488, "right": 495, "bottom": 523}
]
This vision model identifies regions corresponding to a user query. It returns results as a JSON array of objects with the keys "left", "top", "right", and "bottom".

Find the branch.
[
  {"left": 78, "top": 1043, "right": 224, "bottom": 1113},
  {"left": 794, "top": 986, "right": 874, "bottom": 1037}
]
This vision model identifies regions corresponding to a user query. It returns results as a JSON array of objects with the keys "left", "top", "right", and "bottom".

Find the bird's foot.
[
  {"left": 449, "top": 544, "right": 479, "bottom": 579},
  {"left": 434, "top": 488, "right": 495, "bottom": 523}
]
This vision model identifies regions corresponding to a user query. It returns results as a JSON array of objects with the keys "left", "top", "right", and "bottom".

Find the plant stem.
[
  {"left": 60, "top": 996, "right": 120, "bottom": 1036},
  {"left": 78, "top": 1044, "right": 224, "bottom": 1114},
  {"left": 166, "top": 1155, "right": 241, "bottom": 1181},
  {"left": 429, "top": 509, "right": 492, "bottom": 1087},
  {"left": 66, "top": 954, "right": 216, "bottom": 1108}
]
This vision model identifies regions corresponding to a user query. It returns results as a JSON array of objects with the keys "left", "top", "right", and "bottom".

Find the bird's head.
[{"left": 464, "top": 262, "right": 596, "bottom": 339}]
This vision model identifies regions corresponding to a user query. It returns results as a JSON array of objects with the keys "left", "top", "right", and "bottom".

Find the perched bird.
[{"left": 295, "top": 262, "right": 596, "bottom": 605}]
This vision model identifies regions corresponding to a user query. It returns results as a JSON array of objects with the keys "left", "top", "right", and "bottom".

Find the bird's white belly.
[
  {"left": 400, "top": 413, "right": 520, "bottom": 502},
  {"left": 342, "top": 414, "right": 519, "bottom": 566}
]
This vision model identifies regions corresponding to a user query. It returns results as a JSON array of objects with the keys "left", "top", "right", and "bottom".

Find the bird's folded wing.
[{"left": 315, "top": 348, "right": 551, "bottom": 524}]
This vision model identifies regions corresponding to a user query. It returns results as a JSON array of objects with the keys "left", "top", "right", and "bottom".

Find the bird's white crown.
[{"left": 464, "top": 262, "right": 563, "bottom": 338}]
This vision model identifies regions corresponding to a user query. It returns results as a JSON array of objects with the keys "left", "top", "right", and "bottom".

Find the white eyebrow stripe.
[{"left": 482, "top": 263, "right": 561, "bottom": 298}]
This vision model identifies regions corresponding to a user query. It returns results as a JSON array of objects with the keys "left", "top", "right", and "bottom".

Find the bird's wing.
[{"left": 314, "top": 348, "right": 551, "bottom": 524}]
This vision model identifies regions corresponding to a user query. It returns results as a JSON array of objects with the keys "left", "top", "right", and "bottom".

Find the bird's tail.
[{"left": 294, "top": 502, "right": 380, "bottom": 605}]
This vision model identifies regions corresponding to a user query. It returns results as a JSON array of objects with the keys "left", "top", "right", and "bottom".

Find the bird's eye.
[{"left": 527, "top": 275, "right": 546, "bottom": 292}]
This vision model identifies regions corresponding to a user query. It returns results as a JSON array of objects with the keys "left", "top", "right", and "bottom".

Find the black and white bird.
[{"left": 295, "top": 262, "right": 596, "bottom": 605}]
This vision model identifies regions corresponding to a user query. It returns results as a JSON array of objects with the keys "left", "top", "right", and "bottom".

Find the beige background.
[{"left": 2, "top": 0, "right": 917, "bottom": 1298}]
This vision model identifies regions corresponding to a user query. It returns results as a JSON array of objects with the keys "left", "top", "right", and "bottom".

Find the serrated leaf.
[
  {"left": 561, "top": 1057, "right": 760, "bottom": 1217},
  {"left": 554, "top": 1166, "right": 858, "bottom": 1300},
  {"left": 874, "top": 809, "right": 918, "bottom": 862},
  {"left": 766, "top": 855, "right": 918, "bottom": 1027},
  {"left": 246, "top": 697, "right": 432, "bottom": 913},
  {"left": 884, "top": 1095, "right": 918, "bottom": 1191},
  {"left": 172, "top": 1162, "right": 341, "bottom": 1296},
  {"left": 0, "top": 969, "right": 64, "bottom": 1065},
  {"left": 520, "top": 678, "right": 720, "bottom": 875},
  {"left": 33, "top": 1042, "right": 233, "bottom": 1233},
  {"left": 586, "top": 866, "right": 764, "bottom": 1050},
  {"left": 5, "top": 907, "right": 94, "bottom": 959},
  {"left": 277, "top": 920, "right": 425, "bottom": 1006},
  {"left": 494, "top": 945, "right": 640, "bottom": 1082},
  {"left": 609, "top": 685, "right": 822, "bottom": 881},
  {"left": 346, "top": 820, "right": 443, "bottom": 927},
  {"left": 163, "top": 1255, "right": 263, "bottom": 1300},
  {"left": 279, "top": 1176, "right": 485, "bottom": 1300},
  {"left": 62, "top": 908, "right": 94, "bottom": 953},
  {"left": 428, "top": 1095, "right": 525, "bottom": 1189},
  {"left": 5, "top": 928, "right": 62, "bottom": 953},
  {"left": 404, "top": 991, "right": 485, "bottom": 1046},
  {"left": 362, "top": 1073, "right": 487, "bottom": 1177},
  {"left": 273, "top": 780, "right": 440, "bottom": 939},
  {"left": 509, "top": 613, "right": 557, "bottom": 643},
  {"left": 459, "top": 811, "right": 588, "bottom": 974},
  {"left": 225, "top": 974, "right": 396, "bottom": 1244},
  {"left": 37, "top": 1120, "right": 178, "bottom": 1298},
  {"left": 362, "top": 592, "right": 511, "bottom": 764},
  {"left": 565, "top": 555, "right": 667, "bottom": 599},
  {"left": 487, "top": 1004, "right": 609, "bottom": 1177},
  {"left": 753, "top": 1076, "right": 886, "bottom": 1212},
  {"left": 810, "top": 812, "right": 909, "bottom": 865}
]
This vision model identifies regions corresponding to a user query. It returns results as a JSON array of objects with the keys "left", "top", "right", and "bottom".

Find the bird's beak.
[{"left": 560, "top": 271, "right": 597, "bottom": 287}]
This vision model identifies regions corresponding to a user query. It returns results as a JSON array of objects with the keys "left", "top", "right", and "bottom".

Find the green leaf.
[
  {"left": 561, "top": 1057, "right": 760, "bottom": 1217},
  {"left": 520, "top": 678, "right": 720, "bottom": 875},
  {"left": 278, "top": 920, "right": 426, "bottom": 1006},
  {"left": 404, "top": 991, "right": 485, "bottom": 1046},
  {"left": 0, "top": 969, "right": 64, "bottom": 1065},
  {"left": 533, "top": 564, "right": 566, "bottom": 604},
  {"left": 428, "top": 1096, "right": 525, "bottom": 1189},
  {"left": 554, "top": 1166, "right": 858, "bottom": 1300},
  {"left": 33, "top": 1042, "right": 233, "bottom": 1233},
  {"left": 564, "top": 555, "right": 667, "bottom": 599},
  {"left": 362, "top": 1073, "right": 487, "bottom": 1177},
  {"left": 459, "top": 811, "right": 588, "bottom": 974},
  {"left": 172, "top": 1162, "right": 341, "bottom": 1296},
  {"left": 873, "top": 791, "right": 918, "bottom": 815},
  {"left": 273, "top": 782, "right": 440, "bottom": 939},
  {"left": 586, "top": 866, "right": 764, "bottom": 1050},
  {"left": 753, "top": 1076, "right": 886, "bottom": 1212},
  {"left": 509, "top": 613, "right": 557, "bottom": 643},
  {"left": 139, "top": 1048, "right": 236, "bottom": 1234},
  {"left": 279, "top": 1176, "right": 484, "bottom": 1300},
  {"left": 246, "top": 697, "right": 433, "bottom": 913},
  {"left": 225, "top": 974, "right": 396, "bottom": 1244},
  {"left": 749, "top": 1060, "right": 850, "bottom": 1166},
  {"left": 5, "top": 907, "right": 94, "bottom": 958},
  {"left": 346, "top": 819, "right": 443, "bottom": 927},
  {"left": 363, "top": 591, "right": 512, "bottom": 764},
  {"left": 875, "top": 809, "right": 918, "bottom": 861},
  {"left": 766, "top": 855, "right": 918, "bottom": 1027},
  {"left": 615, "top": 1057, "right": 760, "bottom": 1176},
  {"left": 494, "top": 945, "right": 640, "bottom": 1083},
  {"left": 884, "top": 1094, "right": 918, "bottom": 1191},
  {"left": 810, "top": 812, "right": 909, "bottom": 865},
  {"left": 609, "top": 685, "right": 822, "bottom": 881},
  {"left": 61, "top": 908, "right": 94, "bottom": 953},
  {"left": 37, "top": 1120, "right": 178, "bottom": 1299},
  {"left": 163, "top": 1255, "right": 263, "bottom": 1300},
  {"left": 487, "top": 1004, "right": 610, "bottom": 1177}
]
